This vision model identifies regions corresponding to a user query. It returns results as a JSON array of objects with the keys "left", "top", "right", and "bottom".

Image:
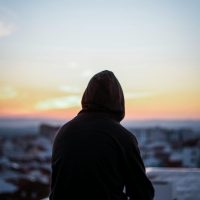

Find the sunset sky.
[{"left": 0, "top": 0, "right": 200, "bottom": 120}]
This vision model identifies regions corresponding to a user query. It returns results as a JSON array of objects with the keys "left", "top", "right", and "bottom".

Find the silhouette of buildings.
[{"left": 0, "top": 124, "right": 199, "bottom": 199}]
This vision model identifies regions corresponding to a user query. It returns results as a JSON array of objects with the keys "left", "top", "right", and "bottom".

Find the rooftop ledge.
[
  {"left": 147, "top": 167, "right": 200, "bottom": 200},
  {"left": 43, "top": 168, "right": 200, "bottom": 200}
]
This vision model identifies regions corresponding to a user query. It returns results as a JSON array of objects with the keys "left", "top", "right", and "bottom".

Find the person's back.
[{"left": 50, "top": 70, "right": 154, "bottom": 200}]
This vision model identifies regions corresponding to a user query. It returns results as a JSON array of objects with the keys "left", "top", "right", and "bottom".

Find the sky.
[{"left": 0, "top": 0, "right": 200, "bottom": 120}]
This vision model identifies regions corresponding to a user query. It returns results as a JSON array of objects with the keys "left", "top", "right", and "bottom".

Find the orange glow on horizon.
[
  {"left": 0, "top": 86, "right": 200, "bottom": 120},
  {"left": 1, "top": 108, "right": 200, "bottom": 121}
]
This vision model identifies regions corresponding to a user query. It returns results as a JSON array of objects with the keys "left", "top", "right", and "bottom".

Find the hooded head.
[{"left": 80, "top": 70, "right": 125, "bottom": 122}]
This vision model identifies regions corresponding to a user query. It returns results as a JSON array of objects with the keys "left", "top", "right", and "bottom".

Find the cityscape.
[{"left": 0, "top": 122, "right": 200, "bottom": 200}]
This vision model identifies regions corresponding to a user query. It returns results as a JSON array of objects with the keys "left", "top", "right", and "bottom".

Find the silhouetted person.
[{"left": 50, "top": 70, "right": 154, "bottom": 200}]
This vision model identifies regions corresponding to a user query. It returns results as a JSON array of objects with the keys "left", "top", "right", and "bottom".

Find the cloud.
[
  {"left": 0, "top": 21, "right": 16, "bottom": 38},
  {"left": 35, "top": 95, "right": 81, "bottom": 110},
  {"left": 125, "top": 92, "right": 152, "bottom": 100},
  {"left": 0, "top": 86, "right": 17, "bottom": 99},
  {"left": 59, "top": 85, "right": 81, "bottom": 94},
  {"left": 81, "top": 69, "right": 94, "bottom": 78}
]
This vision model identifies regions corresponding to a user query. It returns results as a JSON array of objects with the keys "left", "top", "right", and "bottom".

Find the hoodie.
[
  {"left": 81, "top": 70, "right": 125, "bottom": 121},
  {"left": 50, "top": 70, "right": 154, "bottom": 200}
]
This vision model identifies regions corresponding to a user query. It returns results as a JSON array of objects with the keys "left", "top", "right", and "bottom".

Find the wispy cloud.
[
  {"left": 59, "top": 85, "right": 81, "bottom": 94},
  {"left": 0, "top": 21, "right": 16, "bottom": 38},
  {"left": 125, "top": 92, "right": 153, "bottom": 100},
  {"left": 0, "top": 86, "right": 17, "bottom": 99},
  {"left": 35, "top": 95, "right": 81, "bottom": 110},
  {"left": 81, "top": 69, "right": 94, "bottom": 78}
]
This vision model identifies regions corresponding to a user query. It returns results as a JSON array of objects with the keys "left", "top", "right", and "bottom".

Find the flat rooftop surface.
[{"left": 147, "top": 168, "right": 200, "bottom": 200}]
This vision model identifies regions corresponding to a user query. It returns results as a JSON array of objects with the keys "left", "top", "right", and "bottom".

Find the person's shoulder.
[
  {"left": 54, "top": 116, "right": 77, "bottom": 137},
  {"left": 111, "top": 121, "right": 138, "bottom": 146},
  {"left": 58, "top": 116, "right": 78, "bottom": 133},
  {"left": 52, "top": 117, "right": 78, "bottom": 147}
]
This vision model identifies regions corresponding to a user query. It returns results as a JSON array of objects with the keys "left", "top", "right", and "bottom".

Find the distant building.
[
  {"left": 182, "top": 139, "right": 200, "bottom": 167},
  {"left": 39, "top": 124, "right": 60, "bottom": 142},
  {"left": 180, "top": 129, "right": 198, "bottom": 142},
  {"left": 167, "top": 152, "right": 182, "bottom": 167},
  {"left": 182, "top": 147, "right": 200, "bottom": 167},
  {"left": 144, "top": 155, "right": 161, "bottom": 167}
]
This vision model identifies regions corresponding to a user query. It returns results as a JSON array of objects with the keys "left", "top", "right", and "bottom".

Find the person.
[{"left": 50, "top": 70, "right": 154, "bottom": 200}]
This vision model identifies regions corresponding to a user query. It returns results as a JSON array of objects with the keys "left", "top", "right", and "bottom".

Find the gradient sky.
[{"left": 0, "top": 0, "right": 200, "bottom": 120}]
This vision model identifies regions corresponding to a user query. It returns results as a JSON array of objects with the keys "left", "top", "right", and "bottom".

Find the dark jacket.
[{"left": 50, "top": 70, "right": 154, "bottom": 200}]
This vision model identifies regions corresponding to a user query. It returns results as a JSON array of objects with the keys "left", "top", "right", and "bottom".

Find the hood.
[{"left": 80, "top": 70, "right": 125, "bottom": 122}]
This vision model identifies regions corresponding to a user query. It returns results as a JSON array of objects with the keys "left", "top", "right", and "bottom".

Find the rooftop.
[
  {"left": 147, "top": 167, "right": 200, "bottom": 200},
  {"left": 41, "top": 168, "right": 200, "bottom": 200}
]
